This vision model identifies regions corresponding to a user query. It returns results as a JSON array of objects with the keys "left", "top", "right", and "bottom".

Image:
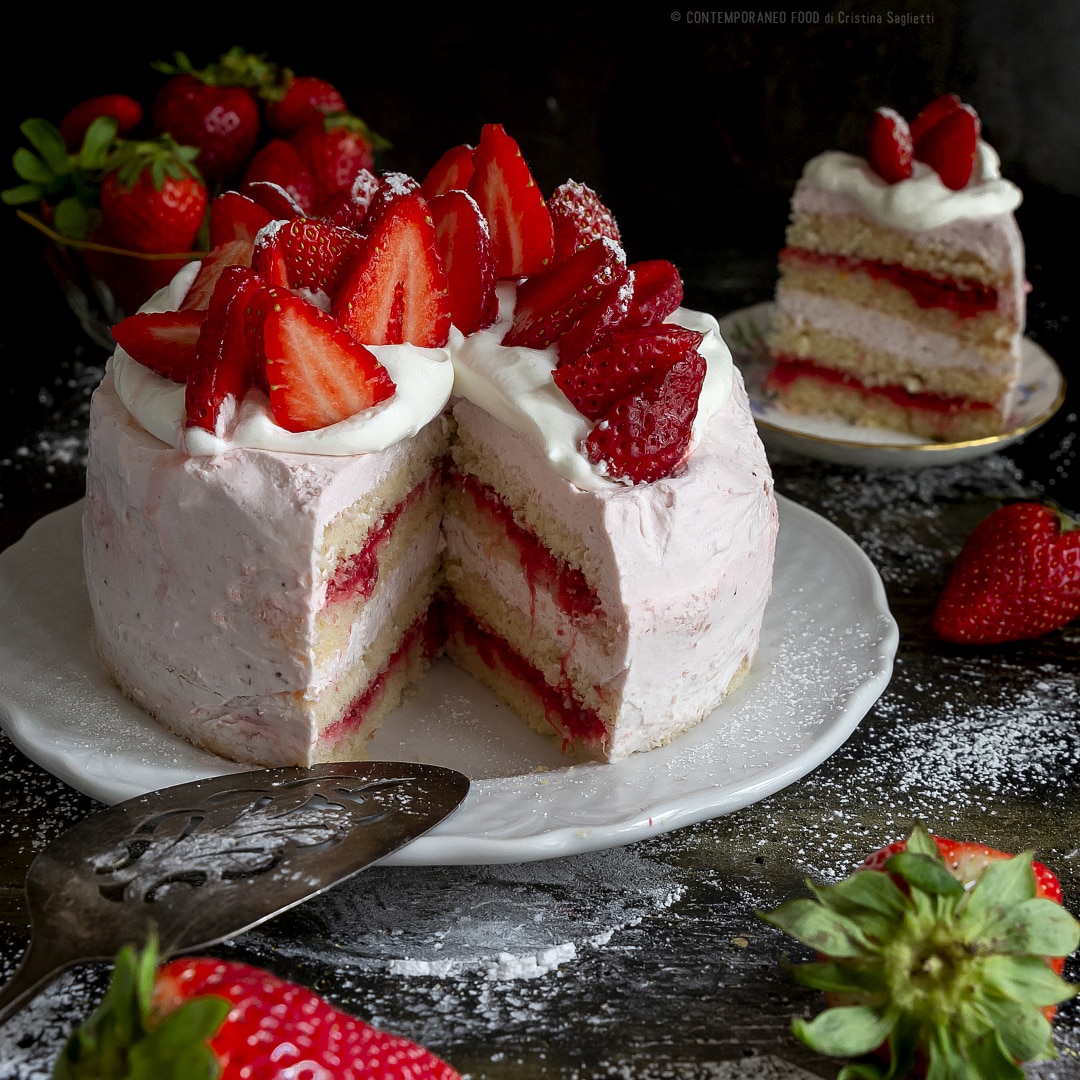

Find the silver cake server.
[{"left": 0, "top": 760, "right": 469, "bottom": 1024}]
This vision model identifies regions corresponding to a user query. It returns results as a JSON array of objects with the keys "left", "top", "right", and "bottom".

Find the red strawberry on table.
[
  {"left": 98, "top": 136, "right": 208, "bottom": 253},
  {"left": 151, "top": 48, "right": 272, "bottom": 182},
  {"left": 468, "top": 123, "right": 554, "bottom": 278},
  {"left": 760, "top": 824, "right": 1080, "bottom": 1077},
  {"left": 334, "top": 189, "right": 451, "bottom": 348},
  {"left": 866, "top": 106, "right": 913, "bottom": 183},
  {"left": 264, "top": 288, "right": 397, "bottom": 432},
  {"left": 59, "top": 93, "right": 143, "bottom": 150},
  {"left": 914, "top": 100, "right": 981, "bottom": 189},
  {"left": 54, "top": 937, "right": 459, "bottom": 1079},
  {"left": 932, "top": 501, "right": 1080, "bottom": 643}
]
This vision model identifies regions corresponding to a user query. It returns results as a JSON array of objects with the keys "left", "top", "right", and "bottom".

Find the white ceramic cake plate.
[
  {"left": 721, "top": 301, "right": 1066, "bottom": 469},
  {"left": 0, "top": 495, "right": 897, "bottom": 866}
]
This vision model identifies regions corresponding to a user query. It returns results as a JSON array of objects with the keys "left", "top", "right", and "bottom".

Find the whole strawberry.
[
  {"left": 54, "top": 937, "right": 460, "bottom": 1079},
  {"left": 760, "top": 825, "right": 1080, "bottom": 1078},
  {"left": 151, "top": 48, "right": 276, "bottom": 182},
  {"left": 932, "top": 502, "right": 1080, "bottom": 644},
  {"left": 265, "top": 73, "right": 348, "bottom": 136},
  {"left": 291, "top": 113, "right": 384, "bottom": 204},
  {"left": 98, "top": 136, "right": 207, "bottom": 253}
]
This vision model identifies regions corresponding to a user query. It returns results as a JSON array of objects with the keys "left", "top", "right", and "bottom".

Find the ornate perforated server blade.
[{"left": 0, "top": 761, "right": 469, "bottom": 1023}]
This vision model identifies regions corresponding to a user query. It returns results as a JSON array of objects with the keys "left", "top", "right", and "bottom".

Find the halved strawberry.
[
  {"left": 866, "top": 106, "right": 913, "bottom": 183},
  {"left": 251, "top": 220, "right": 292, "bottom": 288},
  {"left": 548, "top": 179, "right": 621, "bottom": 264},
  {"left": 275, "top": 217, "right": 362, "bottom": 297},
  {"left": 264, "top": 289, "right": 396, "bottom": 431},
  {"left": 583, "top": 347, "right": 706, "bottom": 484},
  {"left": 357, "top": 171, "right": 422, "bottom": 237},
  {"left": 333, "top": 190, "right": 451, "bottom": 348},
  {"left": 180, "top": 238, "right": 256, "bottom": 310},
  {"left": 914, "top": 101, "right": 981, "bottom": 189},
  {"left": 421, "top": 142, "right": 475, "bottom": 201},
  {"left": 207, "top": 190, "right": 276, "bottom": 247},
  {"left": 185, "top": 265, "right": 265, "bottom": 432},
  {"left": 622, "top": 259, "right": 684, "bottom": 327},
  {"left": 431, "top": 189, "right": 498, "bottom": 335},
  {"left": 553, "top": 324, "right": 705, "bottom": 420},
  {"left": 111, "top": 308, "right": 206, "bottom": 381},
  {"left": 556, "top": 268, "right": 633, "bottom": 363},
  {"left": 502, "top": 236, "right": 627, "bottom": 350},
  {"left": 468, "top": 123, "right": 553, "bottom": 278},
  {"left": 909, "top": 92, "right": 963, "bottom": 143},
  {"left": 244, "top": 179, "right": 306, "bottom": 220}
]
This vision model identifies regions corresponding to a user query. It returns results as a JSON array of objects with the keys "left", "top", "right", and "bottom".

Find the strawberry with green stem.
[
  {"left": 54, "top": 934, "right": 460, "bottom": 1079},
  {"left": 760, "top": 825, "right": 1080, "bottom": 1078}
]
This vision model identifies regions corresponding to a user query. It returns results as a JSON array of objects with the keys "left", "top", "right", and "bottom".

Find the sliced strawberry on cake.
[
  {"left": 468, "top": 123, "right": 554, "bottom": 278},
  {"left": 421, "top": 141, "right": 475, "bottom": 200},
  {"left": 502, "top": 236, "right": 628, "bottom": 350},
  {"left": 185, "top": 265, "right": 266, "bottom": 432},
  {"left": 263, "top": 289, "right": 396, "bottom": 432},
  {"left": 548, "top": 179, "right": 621, "bottom": 264},
  {"left": 111, "top": 308, "right": 206, "bottom": 381},
  {"left": 333, "top": 189, "right": 451, "bottom": 348},
  {"left": 622, "top": 259, "right": 685, "bottom": 327},
  {"left": 553, "top": 324, "right": 705, "bottom": 419},
  {"left": 583, "top": 345, "right": 706, "bottom": 485},
  {"left": 275, "top": 217, "right": 363, "bottom": 298},
  {"left": 431, "top": 188, "right": 499, "bottom": 334}
]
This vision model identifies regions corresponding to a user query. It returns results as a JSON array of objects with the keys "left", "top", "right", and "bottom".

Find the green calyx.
[
  {"left": 53, "top": 932, "right": 228, "bottom": 1080},
  {"left": 759, "top": 826, "right": 1080, "bottom": 1079},
  {"left": 101, "top": 136, "right": 203, "bottom": 192},
  {"left": 152, "top": 46, "right": 280, "bottom": 91},
  {"left": 2, "top": 115, "right": 120, "bottom": 238}
]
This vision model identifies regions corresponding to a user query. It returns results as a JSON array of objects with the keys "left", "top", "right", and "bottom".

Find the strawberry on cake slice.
[
  {"left": 85, "top": 123, "right": 777, "bottom": 768},
  {"left": 766, "top": 94, "right": 1027, "bottom": 442}
]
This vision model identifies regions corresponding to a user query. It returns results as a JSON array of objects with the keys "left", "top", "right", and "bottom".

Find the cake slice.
[{"left": 767, "top": 95, "right": 1026, "bottom": 441}]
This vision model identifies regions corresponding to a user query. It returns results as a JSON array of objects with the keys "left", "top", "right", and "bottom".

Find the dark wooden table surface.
[{"left": 0, "top": 190, "right": 1077, "bottom": 1079}]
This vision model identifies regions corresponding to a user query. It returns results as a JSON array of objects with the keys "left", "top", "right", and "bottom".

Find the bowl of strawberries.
[{"left": 3, "top": 46, "right": 387, "bottom": 350}]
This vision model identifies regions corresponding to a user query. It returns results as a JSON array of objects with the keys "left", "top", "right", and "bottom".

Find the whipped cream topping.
[
  {"left": 111, "top": 267, "right": 735, "bottom": 492},
  {"left": 112, "top": 261, "right": 457, "bottom": 459},
  {"left": 802, "top": 142, "right": 1022, "bottom": 231},
  {"left": 452, "top": 284, "right": 734, "bottom": 491}
]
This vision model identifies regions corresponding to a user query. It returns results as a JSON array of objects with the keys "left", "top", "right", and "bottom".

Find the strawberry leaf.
[
  {"left": 793, "top": 1004, "right": 896, "bottom": 1057},
  {"left": 978, "top": 995, "right": 1056, "bottom": 1065},
  {"left": 981, "top": 954, "right": 1078, "bottom": 1009},
  {"left": 993, "top": 899, "right": 1080, "bottom": 958},
  {"left": 761, "top": 899, "right": 871, "bottom": 957},
  {"left": 883, "top": 851, "right": 965, "bottom": 897},
  {"left": 20, "top": 118, "right": 68, "bottom": 171}
]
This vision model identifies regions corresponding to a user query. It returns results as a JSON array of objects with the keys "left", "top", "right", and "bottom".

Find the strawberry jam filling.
[
  {"left": 325, "top": 472, "right": 439, "bottom": 607},
  {"left": 321, "top": 606, "right": 442, "bottom": 745},
  {"left": 766, "top": 356, "right": 994, "bottom": 415},
  {"left": 781, "top": 247, "right": 999, "bottom": 317},
  {"left": 442, "top": 597, "right": 608, "bottom": 749},
  {"left": 456, "top": 471, "right": 602, "bottom": 622}
]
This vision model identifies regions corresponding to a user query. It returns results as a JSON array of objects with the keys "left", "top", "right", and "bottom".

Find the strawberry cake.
[
  {"left": 766, "top": 95, "right": 1027, "bottom": 441},
  {"left": 83, "top": 124, "right": 778, "bottom": 768}
]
